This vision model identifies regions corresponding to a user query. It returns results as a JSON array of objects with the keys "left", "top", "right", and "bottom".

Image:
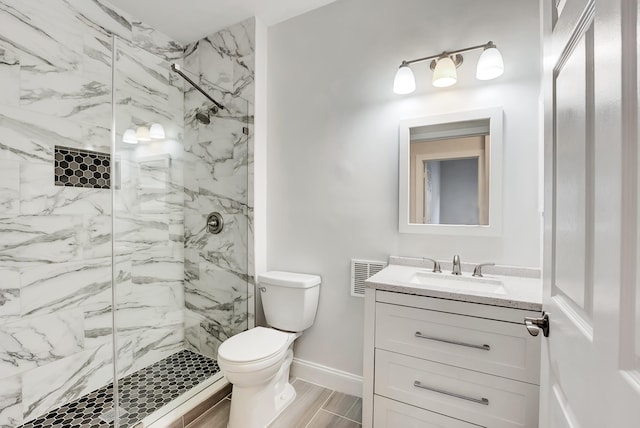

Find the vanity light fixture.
[
  {"left": 393, "top": 62, "right": 416, "bottom": 94},
  {"left": 431, "top": 55, "right": 459, "bottom": 88},
  {"left": 393, "top": 41, "right": 504, "bottom": 94}
]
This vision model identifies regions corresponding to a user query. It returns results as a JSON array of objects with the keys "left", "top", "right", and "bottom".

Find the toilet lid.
[{"left": 218, "top": 327, "right": 292, "bottom": 363}]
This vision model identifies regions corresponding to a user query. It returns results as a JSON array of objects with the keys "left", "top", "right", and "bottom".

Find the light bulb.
[
  {"left": 149, "top": 123, "right": 165, "bottom": 139},
  {"left": 136, "top": 126, "right": 151, "bottom": 142},
  {"left": 476, "top": 46, "right": 504, "bottom": 80},
  {"left": 122, "top": 129, "right": 138, "bottom": 144},
  {"left": 393, "top": 64, "right": 416, "bottom": 94},
  {"left": 432, "top": 56, "right": 457, "bottom": 88}
]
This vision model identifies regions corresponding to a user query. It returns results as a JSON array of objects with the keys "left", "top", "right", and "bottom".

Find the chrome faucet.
[
  {"left": 452, "top": 255, "right": 462, "bottom": 275},
  {"left": 422, "top": 258, "right": 442, "bottom": 273},
  {"left": 473, "top": 262, "right": 495, "bottom": 277}
]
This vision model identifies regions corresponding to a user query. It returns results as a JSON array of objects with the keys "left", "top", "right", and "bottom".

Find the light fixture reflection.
[
  {"left": 122, "top": 129, "right": 138, "bottom": 144},
  {"left": 136, "top": 126, "right": 151, "bottom": 142},
  {"left": 149, "top": 123, "right": 165, "bottom": 139}
]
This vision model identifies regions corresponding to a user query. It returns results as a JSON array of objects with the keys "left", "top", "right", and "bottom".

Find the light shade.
[
  {"left": 122, "top": 129, "right": 138, "bottom": 144},
  {"left": 476, "top": 46, "right": 504, "bottom": 80},
  {"left": 149, "top": 123, "right": 165, "bottom": 139},
  {"left": 393, "top": 64, "right": 416, "bottom": 94},
  {"left": 136, "top": 126, "right": 151, "bottom": 142},
  {"left": 432, "top": 56, "right": 457, "bottom": 87}
]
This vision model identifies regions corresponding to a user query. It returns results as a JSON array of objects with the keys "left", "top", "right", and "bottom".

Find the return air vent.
[{"left": 351, "top": 259, "right": 387, "bottom": 297}]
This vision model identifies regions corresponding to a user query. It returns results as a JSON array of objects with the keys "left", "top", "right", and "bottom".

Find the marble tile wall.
[
  {"left": 0, "top": 0, "right": 185, "bottom": 426},
  {"left": 182, "top": 18, "right": 255, "bottom": 359}
]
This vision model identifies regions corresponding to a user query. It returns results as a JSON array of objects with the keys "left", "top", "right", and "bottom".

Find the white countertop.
[{"left": 365, "top": 262, "right": 543, "bottom": 311}]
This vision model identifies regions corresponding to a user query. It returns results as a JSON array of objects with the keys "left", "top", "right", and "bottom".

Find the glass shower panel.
[
  {"left": 112, "top": 36, "right": 249, "bottom": 427},
  {"left": 112, "top": 35, "right": 187, "bottom": 426}
]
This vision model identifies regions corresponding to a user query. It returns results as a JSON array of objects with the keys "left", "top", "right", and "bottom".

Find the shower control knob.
[{"left": 206, "top": 212, "right": 224, "bottom": 234}]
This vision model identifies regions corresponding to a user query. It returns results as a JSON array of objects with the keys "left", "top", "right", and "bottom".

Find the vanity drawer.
[
  {"left": 375, "top": 350, "right": 539, "bottom": 428},
  {"left": 373, "top": 395, "right": 479, "bottom": 428},
  {"left": 375, "top": 302, "right": 540, "bottom": 384}
]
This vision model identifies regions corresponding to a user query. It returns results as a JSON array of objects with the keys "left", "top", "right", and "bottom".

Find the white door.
[{"left": 541, "top": 0, "right": 640, "bottom": 426}]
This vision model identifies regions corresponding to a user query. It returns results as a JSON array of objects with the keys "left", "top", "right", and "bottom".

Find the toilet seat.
[{"left": 218, "top": 327, "right": 295, "bottom": 373}]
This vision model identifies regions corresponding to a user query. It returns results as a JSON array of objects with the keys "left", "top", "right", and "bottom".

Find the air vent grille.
[{"left": 351, "top": 259, "right": 387, "bottom": 297}]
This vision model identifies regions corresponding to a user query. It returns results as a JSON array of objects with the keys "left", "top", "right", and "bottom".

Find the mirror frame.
[{"left": 399, "top": 107, "right": 503, "bottom": 235}]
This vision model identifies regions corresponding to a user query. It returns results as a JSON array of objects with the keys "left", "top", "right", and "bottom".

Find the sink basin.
[{"left": 408, "top": 271, "right": 507, "bottom": 295}]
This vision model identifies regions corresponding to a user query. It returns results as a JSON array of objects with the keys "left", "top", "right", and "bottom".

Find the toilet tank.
[{"left": 258, "top": 271, "right": 321, "bottom": 332}]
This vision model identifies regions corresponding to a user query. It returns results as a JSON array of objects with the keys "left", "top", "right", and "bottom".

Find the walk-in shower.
[{"left": 0, "top": 2, "right": 253, "bottom": 427}]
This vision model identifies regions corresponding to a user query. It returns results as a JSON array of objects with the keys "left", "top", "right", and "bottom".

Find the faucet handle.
[
  {"left": 472, "top": 262, "right": 495, "bottom": 277},
  {"left": 422, "top": 257, "right": 442, "bottom": 273}
]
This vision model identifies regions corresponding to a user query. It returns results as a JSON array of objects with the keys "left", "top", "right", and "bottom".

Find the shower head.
[
  {"left": 195, "top": 111, "right": 210, "bottom": 125},
  {"left": 195, "top": 106, "right": 219, "bottom": 125}
]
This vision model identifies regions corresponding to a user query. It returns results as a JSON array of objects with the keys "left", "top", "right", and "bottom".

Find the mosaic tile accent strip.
[
  {"left": 54, "top": 146, "right": 111, "bottom": 189},
  {"left": 18, "top": 350, "right": 220, "bottom": 428}
]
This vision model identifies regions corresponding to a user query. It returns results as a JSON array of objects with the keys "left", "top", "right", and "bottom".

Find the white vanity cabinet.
[{"left": 363, "top": 289, "right": 542, "bottom": 428}]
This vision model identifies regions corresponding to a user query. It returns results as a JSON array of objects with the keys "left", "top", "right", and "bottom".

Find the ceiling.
[{"left": 109, "top": 0, "right": 338, "bottom": 44}]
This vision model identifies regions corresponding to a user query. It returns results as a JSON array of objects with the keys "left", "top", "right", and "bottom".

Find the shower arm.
[{"left": 170, "top": 63, "right": 226, "bottom": 111}]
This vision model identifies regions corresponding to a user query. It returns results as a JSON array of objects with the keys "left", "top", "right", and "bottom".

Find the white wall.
[{"left": 266, "top": 0, "right": 541, "bottom": 378}]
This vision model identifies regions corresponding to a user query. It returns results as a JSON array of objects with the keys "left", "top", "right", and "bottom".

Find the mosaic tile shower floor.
[{"left": 18, "top": 350, "right": 220, "bottom": 428}]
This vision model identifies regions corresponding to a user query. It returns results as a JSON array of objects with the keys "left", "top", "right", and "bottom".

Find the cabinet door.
[
  {"left": 375, "top": 350, "right": 539, "bottom": 428},
  {"left": 373, "top": 395, "right": 479, "bottom": 428},
  {"left": 376, "top": 303, "right": 540, "bottom": 384}
]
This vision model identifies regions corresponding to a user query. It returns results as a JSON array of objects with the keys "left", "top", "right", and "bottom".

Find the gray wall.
[{"left": 267, "top": 0, "right": 541, "bottom": 378}]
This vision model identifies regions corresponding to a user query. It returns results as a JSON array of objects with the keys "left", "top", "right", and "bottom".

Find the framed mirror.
[{"left": 399, "top": 107, "right": 503, "bottom": 235}]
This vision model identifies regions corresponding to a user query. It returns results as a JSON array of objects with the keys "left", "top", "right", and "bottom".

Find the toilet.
[{"left": 217, "top": 271, "right": 321, "bottom": 428}]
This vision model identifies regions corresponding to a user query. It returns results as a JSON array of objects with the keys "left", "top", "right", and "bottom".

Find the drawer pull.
[
  {"left": 414, "top": 331, "right": 491, "bottom": 351},
  {"left": 413, "top": 381, "right": 490, "bottom": 406}
]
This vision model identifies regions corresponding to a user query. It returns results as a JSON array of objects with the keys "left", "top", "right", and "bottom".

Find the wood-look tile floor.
[{"left": 186, "top": 379, "right": 362, "bottom": 428}]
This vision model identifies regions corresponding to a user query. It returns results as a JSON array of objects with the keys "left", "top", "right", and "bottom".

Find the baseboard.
[{"left": 291, "top": 358, "right": 363, "bottom": 398}]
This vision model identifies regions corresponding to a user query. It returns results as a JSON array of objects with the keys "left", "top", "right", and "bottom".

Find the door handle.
[{"left": 524, "top": 312, "right": 550, "bottom": 337}]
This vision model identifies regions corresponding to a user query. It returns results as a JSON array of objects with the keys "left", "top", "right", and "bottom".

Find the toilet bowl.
[
  {"left": 217, "top": 271, "right": 321, "bottom": 428},
  {"left": 218, "top": 327, "right": 300, "bottom": 427}
]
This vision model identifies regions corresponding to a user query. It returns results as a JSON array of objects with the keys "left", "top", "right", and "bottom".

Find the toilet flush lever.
[{"left": 524, "top": 312, "right": 550, "bottom": 337}]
